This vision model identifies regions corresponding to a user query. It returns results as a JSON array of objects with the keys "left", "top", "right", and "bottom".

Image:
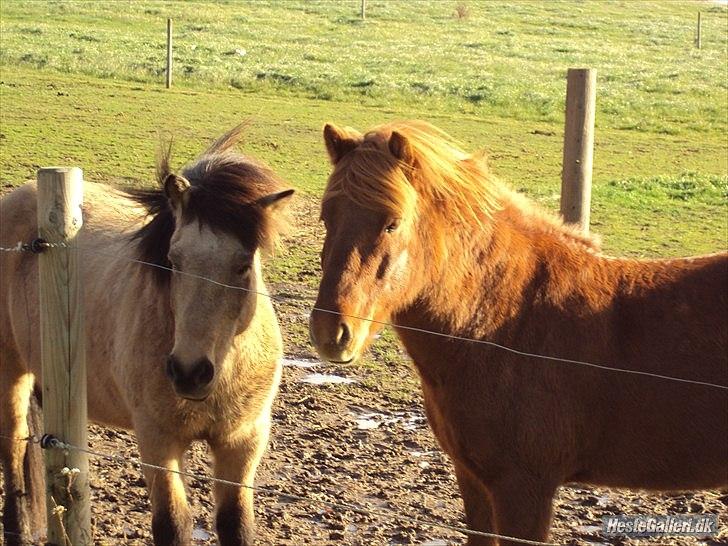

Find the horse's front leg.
[
  {"left": 0, "top": 371, "right": 39, "bottom": 546},
  {"left": 454, "top": 464, "right": 497, "bottom": 546},
  {"left": 210, "top": 428, "right": 270, "bottom": 546},
  {"left": 136, "top": 427, "right": 192, "bottom": 546},
  {"left": 488, "top": 472, "right": 556, "bottom": 546}
]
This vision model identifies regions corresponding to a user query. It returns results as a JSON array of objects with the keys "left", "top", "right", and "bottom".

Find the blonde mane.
[
  {"left": 324, "top": 120, "right": 499, "bottom": 227},
  {"left": 324, "top": 119, "right": 599, "bottom": 251}
]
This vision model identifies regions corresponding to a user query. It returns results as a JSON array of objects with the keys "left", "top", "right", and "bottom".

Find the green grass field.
[
  {"left": 2, "top": 0, "right": 727, "bottom": 135},
  {"left": 1, "top": 0, "right": 726, "bottom": 261}
]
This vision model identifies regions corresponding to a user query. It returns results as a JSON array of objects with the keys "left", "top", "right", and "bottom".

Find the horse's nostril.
[
  {"left": 192, "top": 358, "right": 214, "bottom": 387},
  {"left": 336, "top": 322, "right": 352, "bottom": 347},
  {"left": 165, "top": 356, "right": 178, "bottom": 381}
]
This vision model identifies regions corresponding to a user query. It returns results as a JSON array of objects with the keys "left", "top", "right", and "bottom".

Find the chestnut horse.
[
  {"left": 0, "top": 125, "right": 293, "bottom": 545},
  {"left": 309, "top": 120, "right": 727, "bottom": 545}
]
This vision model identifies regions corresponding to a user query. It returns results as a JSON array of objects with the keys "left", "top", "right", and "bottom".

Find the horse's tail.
[{"left": 24, "top": 388, "right": 47, "bottom": 539}]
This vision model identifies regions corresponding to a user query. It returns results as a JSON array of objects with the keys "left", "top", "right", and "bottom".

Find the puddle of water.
[
  {"left": 356, "top": 418, "right": 381, "bottom": 430},
  {"left": 349, "top": 405, "right": 427, "bottom": 431},
  {"left": 192, "top": 528, "right": 212, "bottom": 541},
  {"left": 300, "top": 373, "right": 357, "bottom": 385},
  {"left": 282, "top": 357, "right": 319, "bottom": 368},
  {"left": 596, "top": 494, "right": 611, "bottom": 507},
  {"left": 409, "top": 450, "right": 436, "bottom": 457},
  {"left": 576, "top": 524, "right": 602, "bottom": 534}
]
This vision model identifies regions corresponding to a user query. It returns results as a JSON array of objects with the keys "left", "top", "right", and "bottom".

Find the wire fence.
[
  {"left": 1, "top": 236, "right": 726, "bottom": 545},
  {"left": 2, "top": 239, "right": 725, "bottom": 390},
  {"left": 0, "top": 433, "right": 556, "bottom": 546}
]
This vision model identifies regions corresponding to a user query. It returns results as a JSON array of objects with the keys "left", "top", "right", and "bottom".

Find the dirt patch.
[{"left": 1, "top": 195, "right": 726, "bottom": 545}]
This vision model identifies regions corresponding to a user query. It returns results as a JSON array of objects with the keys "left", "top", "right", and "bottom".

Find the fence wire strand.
[
  {"left": 58, "top": 242, "right": 728, "bottom": 391},
  {"left": 2, "top": 238, "right": 726, "bottom": 390},
  {"left": 0, "top": 434, "right": 555, "bottom": 546}
]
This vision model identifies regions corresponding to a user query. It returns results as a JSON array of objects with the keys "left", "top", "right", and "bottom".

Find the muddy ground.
[{"left": 1, "top": 198, "right": 727, "bottom": 546}]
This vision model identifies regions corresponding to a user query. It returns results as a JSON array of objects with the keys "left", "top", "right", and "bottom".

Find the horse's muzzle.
[
  {"left": 309, "top": 311, "right": 359, "bottom": 363},
  {"left": 165, "top": 355, "right": 215, "bottom": 400}
]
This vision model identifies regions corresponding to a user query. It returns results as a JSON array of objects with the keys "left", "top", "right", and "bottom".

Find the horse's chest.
[
  {"left": 170, "top": 368, "right": 280, "bottom": 441},
  {"left": 418, "top": 371, "right": 509, "bottom": 469},
  {"left": 419, "top": 382, "right": 465, "bottom": 458}
]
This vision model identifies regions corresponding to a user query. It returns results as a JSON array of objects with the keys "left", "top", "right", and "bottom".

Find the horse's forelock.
[
  {"left": 180, "top": 154, "right": 287, "bottom": 251},
  {"left": 131, "top": 132, "right": 288, "bottom": 285},
  {"left": 323, "top": 120, "right": 500, "bottom": 229},
  {"left": 323, "top": 145, "right": 417, "bottom": 219}
]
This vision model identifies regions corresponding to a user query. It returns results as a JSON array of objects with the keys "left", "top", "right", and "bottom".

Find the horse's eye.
[
  {"left": 385, "top": 220, "right": 400, "bottom": 233},
  {"left": 237, "top": 264, "right": 252, "bottom": 276}
]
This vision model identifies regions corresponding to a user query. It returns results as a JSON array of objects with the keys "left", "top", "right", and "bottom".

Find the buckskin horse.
[{"left": 1, "top": 124, "right": 294, "bottom": 545}]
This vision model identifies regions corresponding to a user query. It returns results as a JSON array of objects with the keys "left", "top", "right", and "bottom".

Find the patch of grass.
[
  {"left": 0, "top": 63, "right": 725, "bottom": 386},
  {"left": 0, "top": 1, "right": 726, "bottom": 135},
  {"left": 0, "top": 65, "right": 724, "bottom": 259}
]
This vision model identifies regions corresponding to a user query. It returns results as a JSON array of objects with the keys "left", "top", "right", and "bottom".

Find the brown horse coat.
[{"left": 310, "top": 120, "right": 727, "bottom": 545}]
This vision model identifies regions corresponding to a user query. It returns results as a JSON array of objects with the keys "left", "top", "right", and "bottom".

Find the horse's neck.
[
  {"left": 404, "top": 204, "right": 605, "bottom": 342},
  {"left": 226, "top": 277, "right": 282, "bottom": 369}
]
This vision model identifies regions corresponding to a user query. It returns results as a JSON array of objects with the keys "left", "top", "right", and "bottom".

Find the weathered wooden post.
[
  {"left": 361, "top": 0, "right": 366, "bottom": 20},
  {"left": 37, "top": 167, "right": 91, "bottom": 545},
  {"left": 560, "top": 68, "right": 596, "bottom": 233},
  {"left": 696, "top": 12, "right": 702, "bottom": 49},
  {"left": 166, "top": 18, "right": 173, "bottom": 88}
]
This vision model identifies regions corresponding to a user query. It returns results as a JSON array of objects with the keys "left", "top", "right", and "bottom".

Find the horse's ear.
[
  {"left": 163, "top": 173, "right": 190, "bottom": 208},
  {"left": 323, "top": 123, "right": 361, "bottom": 164},
  {"left": 257, "top": 188, "right": 295, "bottom": 212},
  {"left": 388, "top": 131, "right": 415, "bottom": 168}
]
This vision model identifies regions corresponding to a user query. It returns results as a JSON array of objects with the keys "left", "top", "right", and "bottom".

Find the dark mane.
[{"left": 129, "top": 124, "right": 289, "bottom": 283}]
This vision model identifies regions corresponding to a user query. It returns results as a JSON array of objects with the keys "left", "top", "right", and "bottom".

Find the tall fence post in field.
[
  {"left": 696, "top": 12, "right": 702, "bottom": 49},
  {"left": 361, "top": 0, "right": 367, "bottom": 20},
  {"left": 166, "top": 18, "right": 173, "bottom": 88},
  {"left": 37, "top": 167, "right": 91, "bottom": 545},
  {"left": 560, "top": 68, "right": 596, "bottom": 234}
]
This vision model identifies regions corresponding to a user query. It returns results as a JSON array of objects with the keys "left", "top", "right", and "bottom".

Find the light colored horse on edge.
[
  {"left": 0, "top": 124, "right": 294, "bottom": 546},
  {"left": 309, "top": 120, "right": 728, "bottom": 546}
]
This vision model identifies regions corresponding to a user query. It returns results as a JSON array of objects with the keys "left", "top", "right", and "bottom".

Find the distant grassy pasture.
[
  {"left": 1, "top": 0, "right": 726, "bottom": 135},
  {"left": 1, "top": 66, "right": 725, "bottom": 259},
  {"left": 0, "top": 1, "right": 726, "bottom": 263}
]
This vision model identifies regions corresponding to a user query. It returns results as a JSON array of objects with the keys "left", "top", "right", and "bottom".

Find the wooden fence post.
[
  {"left": 166, "top": 18, "right": 173, "bottom": 88},
  {"left": 696, "top": 12, "right": 702, "bottom": 49},
  {"left": 361, "top": 0, "right": 366, "bottom": 20},
  {"left": 37, "top": 167, "right": 91, "bottom": 546},
  {"left": 560, "top": 68, "right": 596, "bottom": 233}
]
